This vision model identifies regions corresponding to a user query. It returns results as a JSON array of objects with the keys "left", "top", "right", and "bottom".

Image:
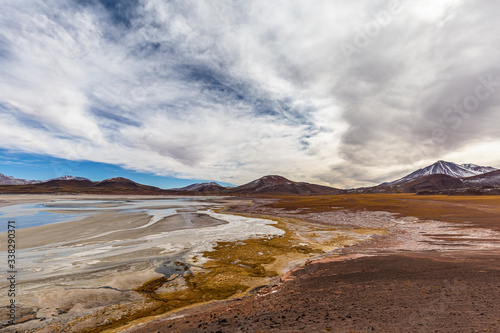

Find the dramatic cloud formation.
[{"left": 1, "top": 0, "right": 499, "bottom": 187}]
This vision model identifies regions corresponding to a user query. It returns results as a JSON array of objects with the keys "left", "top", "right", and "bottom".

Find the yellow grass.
[{"left": 266, "top": 194, "right": 500, "bottom": 227}]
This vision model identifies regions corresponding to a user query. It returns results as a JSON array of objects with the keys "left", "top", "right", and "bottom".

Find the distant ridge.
[
  {"left": 228, "top": 175, "right": 341, "bottom": 195},
  {"left": 172, "top": 182, "right": 227, "bottom": 194},
  {"left": 1, "top": 161, "right": 500, "bottom": 196},
  {"left": 359, "top": 161, "right": 500, "bottom": 194},
  {"left": 50, "top": 175, "right": 92, "bottom": 182},
  {"left": 0, "top": 173, "right": 91, "bottom": 185},
  {"left": 0, "top": 173, "right": 341, "bottom": 196},
  {"left": 0, "top": 175, "right": 171, "bottom": 194},
  {"left": 0, "top": 173, "right": 41, "bottom": 185},
  {"left": 462, "top": 170, "right": 500, "bottom": 187},
  {"left": 386, "top": 161, "right": 496, "bottom": 185},
  {"left": 171, "top": 175, "right": 341, "bottom": 195}
]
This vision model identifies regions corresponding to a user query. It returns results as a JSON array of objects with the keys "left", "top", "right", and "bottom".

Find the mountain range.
[
  {"left": 384, "top": 160, "right": 496, "bottom": 185},
  {"left": 172, "top": 175, "right": 341, "bottom": 195},
  {"left": 0, "top": 176, "right": 166, "bottom": 195},
  {"left": 228, "top": 175, "right": 341, "bottom": 195},
  {"left": 172, "top": 182, "right": 227, "bottom": 193},
  {"left": 0, "top": 160, "right": 498, "bottom": 195},
  {"left": 359, "top": 161, "right": 499, "bottom": 194},
  {"left": 0, "top": 174, "right": 91, "bottom": 185},
  {"left": 0, "top": 173, "right": 39, "bottom": 185}
]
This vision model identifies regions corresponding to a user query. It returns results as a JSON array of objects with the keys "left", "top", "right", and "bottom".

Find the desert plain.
[{"left": 0, "top": 194, "right": 499, "bottom": 332}]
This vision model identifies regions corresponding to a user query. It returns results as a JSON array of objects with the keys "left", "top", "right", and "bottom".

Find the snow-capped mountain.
[
  {"left": 462, "top": 170, "right": 500, "bottom": 187},
  {"left": 387, "top": 161, "right": 497, "bottom": 185},
  {"left": 50, "top": 175, "right": 91, "bottom": 181},
  {"left": 459, "top": 163, "right": 497, "bottom": 175},
  {"left": 0, "top": 173, "right": 41, "bottom": 185},
  {"left": 0, "top": 173, "right": 90, "bottom": 185}
]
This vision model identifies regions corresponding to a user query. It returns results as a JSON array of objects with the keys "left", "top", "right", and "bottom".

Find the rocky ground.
[
  {"left": 125, "top": 196, "right": 500, "bottom": 333},
  {"left": 126, "top": 251, "right": 500, "bottom": 333}
]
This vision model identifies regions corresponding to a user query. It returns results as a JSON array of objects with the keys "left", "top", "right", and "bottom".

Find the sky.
[
  {"left": 0, "top": 148, "right": 232, "bottom": 188},
  {"left": 1, "top": 0, "right": 500, "bottom": 189}
]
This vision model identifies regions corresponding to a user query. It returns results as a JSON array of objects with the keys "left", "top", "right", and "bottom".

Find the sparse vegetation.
[
  {"left": 265, "top": 194, "right": 500, "bottom": 228},
  {"left": 76, "top": 213, "right": 353, "bottom": 332}
]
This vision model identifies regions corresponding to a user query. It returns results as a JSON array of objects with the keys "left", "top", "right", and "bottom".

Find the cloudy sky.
[{"left": 1, "top": 0, "right": 500, "bottom": 188}]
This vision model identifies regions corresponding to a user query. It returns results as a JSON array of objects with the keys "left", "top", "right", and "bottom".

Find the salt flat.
[
  {"left": 0, "top": 195, "right": 364, "bottom": 332},
  {"left": 0, "top": 195, "right": 286, "bottom": 332}
]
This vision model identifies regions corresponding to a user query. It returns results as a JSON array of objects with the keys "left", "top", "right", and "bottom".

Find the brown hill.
[
  {"left": 395, "top": 174, "right": 464, "bottom": 193},
  {"left": 0, "top": 177, "right": 175, "bottom": 195},
  {"left": 36, "top": 179, "right": 95, "bottom": 188},
  {"left": 362, "top": 174, "right": 464, "bottom": 194},
  {"left": 172, "top": 182, "right": 227, "bottom": 194},
  {"left": 228, "top": 175, "right": 340, "bottom": 195},
  {"left": 417, "top": 170, "right": 500, "bottom": 195},
  {"left": 462, "top": 170, "right": 500, "bottom": 187},
  {"left": 94, "top": 177, "right": 141, "bottom": 188},
  {"left": 0, "top": 174, "right": 340, "bottom": 196},
  {"left": 0, "top": 173, "right": 41, "bottom": 185}
]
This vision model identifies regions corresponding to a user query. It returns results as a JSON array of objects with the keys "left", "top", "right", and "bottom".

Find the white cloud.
[{"left": 0, "top": 0, "right": 499, "bottom": 187}]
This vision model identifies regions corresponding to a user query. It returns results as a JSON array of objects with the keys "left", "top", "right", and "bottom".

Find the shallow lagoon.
[
  {"left": 0, "top": 195, "right": 371, "bottom": 332},
  {"left": 0, "top": 198, "right": 215, "bottom": 232},
  {"left": 0, "top": 197, "right": 284, "bottom": 282}
]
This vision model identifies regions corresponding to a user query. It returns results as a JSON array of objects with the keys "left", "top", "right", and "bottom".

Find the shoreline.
[
  {"left": 80, "top": 204, "right": 374, "bottom": 333},
  {"left": 1, "top": 195, "right": 373, "bottom": 332},
  {"left": 123, "top": 196, "right": 500, "bottom": 333},
  {"left": 2, "top": 194, "right": 500, "bottom": 332}
]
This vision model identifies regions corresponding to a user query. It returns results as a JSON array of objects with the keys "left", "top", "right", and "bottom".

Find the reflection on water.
[
  {"left": 0, "top": 203, "right": 90, "bottom": 232},
  {"left": 0, "top": 197, "right": 290, "bottom": 332},
  {"left": 0, "top": 198, "right": 284, "bottom": 283},
  {"left": 0, "top": 198, "right": 214, "bottom": 232}
]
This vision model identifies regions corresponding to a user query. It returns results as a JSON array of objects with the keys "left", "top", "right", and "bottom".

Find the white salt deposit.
[{"left": 1, "top": 199, "right": 285, "bottom": 281}]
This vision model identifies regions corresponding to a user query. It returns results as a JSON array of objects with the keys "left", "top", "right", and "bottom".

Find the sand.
[
  {"left": 2, "top": 194, "right": 500, "bottom": 332},
  {"left": 124, "top": 196, "right": 500, "bottom": 333},
  {"left": 131, "top": 251, "right": 499, "bottom": 333},
  {"left": 0, "top": 195, "right": 317, "bottom": 332}
]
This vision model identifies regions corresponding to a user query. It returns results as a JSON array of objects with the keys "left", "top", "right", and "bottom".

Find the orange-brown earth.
[
  {"left": 259, "top": 194, "right": 500, "bottom": 231},
  {"left": 124, "top": 194, "right": 500, "bottom": 333}
]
